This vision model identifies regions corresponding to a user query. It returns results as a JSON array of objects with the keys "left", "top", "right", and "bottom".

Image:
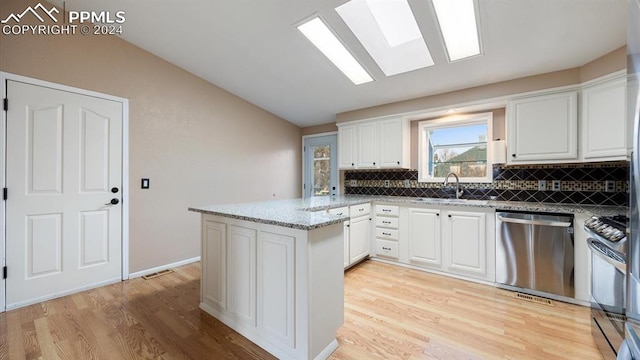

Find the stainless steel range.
[{"left": 584, "top": 215, "right": 628, "bottom": 360}]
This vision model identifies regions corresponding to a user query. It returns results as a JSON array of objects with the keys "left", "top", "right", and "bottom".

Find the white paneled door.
[{"left": 5, "top": 80, "right": 123, "bottom": 309}]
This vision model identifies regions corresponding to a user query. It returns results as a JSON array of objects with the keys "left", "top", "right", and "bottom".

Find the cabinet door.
[
  {"left": 349, "top": 215, "right": 371, "bottom": 264},
  {"left": 444, "top": 211, "right": 486, "bottom": 277},
  {"left": 338, "top": 124, "right": 357, "bottom": 169},
  {"left": 408, "top": 208, "right": 441, "bottom": 267},
  {"left": 582, "top": 77, "right": 627, "bottom": 160},
  {"left": 507, "top": 91, "right": 578, "bottom": 163},
  {"left": 202, "top": 220, "right": 226, "bottom": 312},
  {"left": 357, "top": 122, "right": 378, "bottom": 168},
  {"left": 257, "top": 232, "right": 295, "bottom": 347},
  {"left": 378, "top": 118, "right": 408, "bottom": 168},
  {"left": 228, "top": 225, "right": 257, "bottom": 327}
]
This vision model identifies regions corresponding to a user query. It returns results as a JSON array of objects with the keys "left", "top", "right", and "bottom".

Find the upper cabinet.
[
  {"left": 507, "top": 91, "right": 578, "bottom": 164},
  {"left": 338, "top": 117, "right": 409, "bottom": 170},
  {"left": 337, "top": 123, "right": 357, "bottom": 169},
  {"left": 581, "top": 75, "right": 628, "bottom": 161}
]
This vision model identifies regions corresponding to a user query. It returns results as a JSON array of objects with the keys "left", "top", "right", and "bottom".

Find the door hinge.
[
  {"left": 2, "top": 188, "right": 6, "bottom": 200},
  {"left": 2, "top": 266, "right": 6, "bottom": 279},
  {"left": 3, "top": 98, "right": 7, "bottom": 111}
]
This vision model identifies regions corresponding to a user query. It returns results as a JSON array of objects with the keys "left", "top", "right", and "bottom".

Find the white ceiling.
[{"left": 51, "top": 0, "right": 626, "bottom": 127}]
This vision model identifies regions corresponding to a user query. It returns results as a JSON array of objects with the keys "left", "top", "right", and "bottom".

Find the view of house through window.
[{"left": 419, "top": 112, "right": 493, "bottom": 182}]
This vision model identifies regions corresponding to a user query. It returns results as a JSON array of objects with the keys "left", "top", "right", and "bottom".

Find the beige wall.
[
  {"left": 301, "top": 123, "right": 338, "bottom": 136},
  {"left": 0, "top": 0, "right": 302, "bottom": 273}
]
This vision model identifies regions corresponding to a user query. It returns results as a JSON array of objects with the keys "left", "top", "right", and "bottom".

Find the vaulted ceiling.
[{"left": 51, "top": 0, "right": 627, "bottom": 127}]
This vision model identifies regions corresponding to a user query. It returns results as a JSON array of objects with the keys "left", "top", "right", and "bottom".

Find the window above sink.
[{"left": 418, "top": 112, "right": 494, "bottom": 183}]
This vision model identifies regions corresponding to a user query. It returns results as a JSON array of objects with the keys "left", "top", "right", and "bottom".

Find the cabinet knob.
[
  {"left": 352, "top": 163, "right": 355, "bottom": 166},
  {"left": 512, "top": 154, "right": 516, "bottom": 158},
  {"left": 373, "top": 162, "right": 376, "bottom": 166},
  {"left": 448, "top": 214, "right": 452, "bottom": 218},
  {"left": 397, "top": 161, "right": 400, "bottom": 165},
  {"left": 436, "top": 213, "right": 440, "bottom": 216}
]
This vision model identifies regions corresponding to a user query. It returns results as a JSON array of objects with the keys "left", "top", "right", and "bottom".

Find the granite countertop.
[{"left": 189, "top": 195, "right": 628, "bottom": 230}]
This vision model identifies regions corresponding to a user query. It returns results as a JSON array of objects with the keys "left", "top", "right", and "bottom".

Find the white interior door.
[{"left": 5, "top": 80, "right": 123, "bottom": 309}]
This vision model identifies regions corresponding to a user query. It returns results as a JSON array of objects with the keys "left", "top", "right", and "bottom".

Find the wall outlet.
[
  {"left": 605, "top": 180, "right": 615, "bottom": 193},
  {"left": 538, "top": 180, "right": 546, "bottom": 191},
  {"left": 349, "top": 179, "right": 357, "bottom": 187},
  {"left": 384, "top": 180, "right": 390, "bottom": 188},
  {"left": 552, "top": 180, "right": 561, "bottom": 191},
  {"left": 404, "top": 179, "right": 411, "bottom": 188}
]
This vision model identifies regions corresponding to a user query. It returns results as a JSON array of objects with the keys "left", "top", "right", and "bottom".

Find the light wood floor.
[{"left": 0, "top": 260, "right": 603, "bottom": 360}]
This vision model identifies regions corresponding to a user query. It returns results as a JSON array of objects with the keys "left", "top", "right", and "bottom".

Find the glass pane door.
[{"left": 303, "top": 134, "right": 338, "bottom": 198}]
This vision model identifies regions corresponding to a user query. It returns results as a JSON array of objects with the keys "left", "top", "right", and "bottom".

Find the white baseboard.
[{"left": 129, "top": 256, "right": 201, "bottom": 279}]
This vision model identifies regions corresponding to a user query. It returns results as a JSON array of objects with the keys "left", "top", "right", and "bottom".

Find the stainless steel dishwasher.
[{"left": 496, "top": 210, "right": 575, "bottom": 300}]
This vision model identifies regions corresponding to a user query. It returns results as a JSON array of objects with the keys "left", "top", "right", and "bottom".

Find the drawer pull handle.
[
  {"left": 382, "top": 221, "right": 391, "bottom": 224},
  {"left": 382, "top": 247, "right": 391, "bottom": 251},
  {"left": 336, "top": 212, "right": 343, "bottom": 215},
  {"left": 383, "top": 209, "right": 391, "bottom": 212},
  {"left": 382, "top": 232, "right": 391, "bottom": 236},
  {"left": 359, "top": 208, "right": 364, "bottom": 212}
]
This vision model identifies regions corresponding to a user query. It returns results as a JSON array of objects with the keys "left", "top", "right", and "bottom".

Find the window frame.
[{"left": 417, "top": 112, "right": 494, "bottom": 183}]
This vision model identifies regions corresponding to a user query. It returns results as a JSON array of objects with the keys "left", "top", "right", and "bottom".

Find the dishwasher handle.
[{"left": 497, "top": 215, "right": 572, "bottom": 228}]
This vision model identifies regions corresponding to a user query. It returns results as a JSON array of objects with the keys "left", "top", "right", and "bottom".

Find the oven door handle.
[
  {"left": 497, "top": 215, "right": 572, "bottom": 227},
  {"left": 587, "top": 238, "right": 627, "bottom": 272}
]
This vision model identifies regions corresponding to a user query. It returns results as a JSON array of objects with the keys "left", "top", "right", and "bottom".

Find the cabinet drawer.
[
  {"left": 376, "top": 239, "right": 399, "bottom": 259},
  {"left": 376, "top": 228, "right": 399, "bottom": 240},
  {"left": 327, "top": 206, "right": 349, "bottom": 217},
  {"left": 350, "top": 203, "right": 371, "bottom": 217},
  {"left": 376, "top": 205, "right": 399, "bottom": 216},
  {"left": 375, "top": 217, "right": 398, "bottom": 229}
]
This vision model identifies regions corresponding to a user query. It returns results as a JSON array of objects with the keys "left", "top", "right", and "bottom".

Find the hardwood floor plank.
[{"left": 0, "top": 260, "right": 603, "bottom": 360}]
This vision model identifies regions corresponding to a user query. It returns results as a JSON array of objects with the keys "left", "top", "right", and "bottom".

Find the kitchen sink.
[{"left": 414, "top": 198, "right": 488, "bottom": 206}]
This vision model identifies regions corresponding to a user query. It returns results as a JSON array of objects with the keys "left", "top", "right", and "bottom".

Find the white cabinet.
[
  {"left": 581, "top": 76, "right": 628, "bottom": 160},
  {"left": 198, "top": 214, "right": 344, "bottom": 360},
  {"left": 403, "top": 206, "right": 495, "bottom": 282},
  {"left": 507, "top": 91, "right": 578, "bottom": 163},
  {"left": 338, "top": 124, "right": 357, "bottom": 169},
  {"left": 408, "top": 208, "right": 441, "bottom": 267},
  {"left": 257, "top": 232, "right": 295, "bottom": 347},
  {"left": 227, "top": 225, "right": 257, "bottom": 327},
  {"left": 202, "top": 220, "right": 227, "bottom": 312},
  {"left": 357, "top": 122, "right": 378, "bottom": 168},
  {"left": 337, "top": 117, "right": 409, "bottom": 169},
  {"left": 443, "top": 211, "right": 489, "bottom": 279},
  {"left": 375, "top": 205, "right": 399, "bottom": 260},
  {"left": 348, "top": 203, "right": 371, "bottom": 265},
  {"left": 379, "top": 118, "right": 410, "bottom": 168}
]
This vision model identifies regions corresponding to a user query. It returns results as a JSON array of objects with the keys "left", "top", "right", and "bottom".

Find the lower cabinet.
[
  {"left": 404, "top": 206, "right": 495, "bottom": 282},
  {"left": 408, "top": 208, "right": 441, "bottom": 267},
  {"left": 200, "top": 215, "right": 344, "bottom": 359},
  {"left": 443, "top": 211, "right": 491, "bottom": 279},
  {"left": 349, "top": 215, "right": 371, "bottom": 264}
]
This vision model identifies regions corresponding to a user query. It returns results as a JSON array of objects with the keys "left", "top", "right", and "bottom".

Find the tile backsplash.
[{"left": 344, "top": 161, "right": 629, "bottom": 206}]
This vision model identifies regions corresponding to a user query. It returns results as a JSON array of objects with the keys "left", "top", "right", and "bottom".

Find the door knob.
[
  {"left": 111, "top": 187, "right": 119, "bottom": 193},
  {"left": 105, "top": 198, "right": 119, "bottom": 205}
]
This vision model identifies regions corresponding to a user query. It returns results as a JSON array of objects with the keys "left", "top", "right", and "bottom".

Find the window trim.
[{"left": 417, "top": 112, "right": 494, "bottom": 183}]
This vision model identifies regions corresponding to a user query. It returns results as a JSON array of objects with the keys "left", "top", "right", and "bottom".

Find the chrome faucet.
[{"left": 443, "top": 172, "right": 464, "bottom": 199}]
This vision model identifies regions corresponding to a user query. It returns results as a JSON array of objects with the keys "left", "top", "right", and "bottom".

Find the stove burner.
[{"left": 585, "top": 216, "right": 627, "bottom": 243}]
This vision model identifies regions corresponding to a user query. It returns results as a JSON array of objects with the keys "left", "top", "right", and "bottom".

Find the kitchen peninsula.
[{"left": 188, "top": 197, "right": 367, "bottom": 360}]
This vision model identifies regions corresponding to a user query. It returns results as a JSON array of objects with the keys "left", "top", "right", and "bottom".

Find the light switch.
[{"left": 141, "top": 178, "right": 150, "bottom": 189}]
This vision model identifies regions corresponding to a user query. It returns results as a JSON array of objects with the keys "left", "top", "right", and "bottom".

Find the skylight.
[
  {"left": 336, "top": 0, "right": 434, "bottom": 77},
  {"left": 297, "top": 17, "right": 374, "bottom": 85},
  {"left": 432, "top": 0, "right": 481, "bottom": 61}
]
